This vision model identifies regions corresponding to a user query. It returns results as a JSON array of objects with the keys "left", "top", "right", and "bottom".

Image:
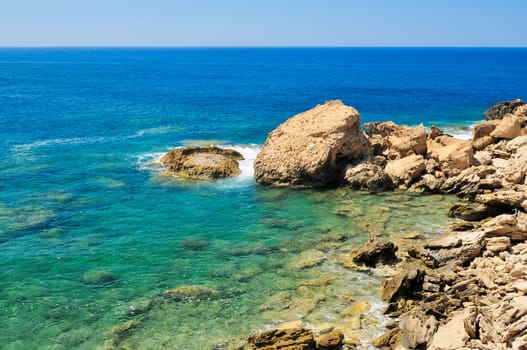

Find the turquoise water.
[{"left": 1, "top": 48, "right": 527, "bottom": 349}]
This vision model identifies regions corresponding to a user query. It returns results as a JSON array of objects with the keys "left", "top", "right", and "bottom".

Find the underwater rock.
[
  {"left": 160, "top": 145, "right": 244, "bottom": 179},
  {"left": 247, "top": 328, "right": 315, "bottom": 350},
  {"left": 81, "top": 269, "right": 118, "bottom": 285},
  {"left": 287, "top": 249, "right": 327, "bottom": 270},
  {"left": 254, "top": 100, "right": 371, "bottom": 188},
  {"left": 163, "top": 285, "right": 220, "bottom": 301}
]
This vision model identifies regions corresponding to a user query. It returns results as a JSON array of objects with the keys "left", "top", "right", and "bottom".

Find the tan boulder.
[
  {"left": 490, "top": 114, "right": 522, "bottom": 140},
  {"left": 400, "top": 312, "right": 438, "bottom": 349},
  {"left": 384, "top": 154, "right": 426, "bottom": 187},
  {"left": 427, "top": 135, "right": 474, "bottom": 175},
  {"left": 160, "top": 146, "right": 244, "bottom": 179},
  {"left": 472, "top": 120, "right": 500, "bottom": 150},
  {"left": 363, "top": 121, "right": 401, "bottom": 137},
  {"left": 254, "top": 100, "right": 371, "bottom": 188},
  {"left": 387, "top": 124, "right": 427, "bottom": 160},
  {"left": 429, "top": 312, "right": 470, "bottom": 350}
]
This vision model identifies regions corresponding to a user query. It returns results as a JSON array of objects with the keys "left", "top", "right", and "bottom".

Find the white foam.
[
  {"left": 441, "top": 126, "right": 473, "bottom": 140},
  {"left": 129, "top": 125, "right": 183, "bottom": 138},
  {"left": 12, "top": 136, "right": 111, "bottom": 152},
  {"left": 226, "top": 144, "right": 260, "bottom": 179},
  {"left": 135, "top": 152, "right": 166, "bottom": 172}
]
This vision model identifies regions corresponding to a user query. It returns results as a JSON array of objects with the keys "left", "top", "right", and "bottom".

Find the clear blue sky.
[{"left": 1, "top": 0, "right": 526, "bottom": 47}]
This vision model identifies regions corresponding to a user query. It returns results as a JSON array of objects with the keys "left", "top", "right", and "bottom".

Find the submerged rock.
[
  {"left": 254, "top": 100, "right": 371, "bottom": 188},
  {"left": 160, "top": 145, "right": 244, "bottom": 179},
  {"left": 81, "top": 269, "right": 118, "bottom": 285},
  {"left": 287, "top": 249, "right": 327, "bottom": 270},
  {"left": 247, "top": 328, "right": 315, "bottom": 350},
  {"left": 163, "top": 285, "right": 220, "bottom": 301}
]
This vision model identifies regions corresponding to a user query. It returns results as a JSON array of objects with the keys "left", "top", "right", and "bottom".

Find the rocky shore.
[{"left": 246, "top": 99, "right": 527, "bottom": 349}]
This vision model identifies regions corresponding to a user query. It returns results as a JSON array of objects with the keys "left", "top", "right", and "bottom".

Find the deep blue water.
[{"left": 1, "top": 48, "right": 526, "bottom": 349}]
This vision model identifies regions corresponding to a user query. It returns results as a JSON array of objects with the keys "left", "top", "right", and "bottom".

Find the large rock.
[
  {"left": 254, "top": 100, "right": 371, "bottom": 188},
  {"left": 387, "top": 124, "right": 427, "bottom": 160},
  {"left": 247, "top": 328, "right": 315, "bottom": 350},
  {"left": 472, "top": 120, "right": 500, "bottom": 150},
  {"left": 418, "top": 231, "right": 485, "bottom": 267},
  {"left": 343, "top": 163, "right": 393, "bottom": 192},
  {"left": 160, "top": 146, "right": 244, "bottom": 179},
  {"left": 400, "top": 312, "right": 438, "bottom": 349},
  {"left": 427, "top": 135, "right": 474, "bottom": 175},
  {"left": 483, "top": 99, "right": 526, "bottom": 120},
  {"left": 381, "top": 263, "right": 425, "bottom": 302},
  {"left": 384, "top": 154, "right": 426, "bottom": 187},
  {"left": 351, "top": 240, "right": 398, "bottom": 267},
  {"left": 490, "top": 114, "right": 522, "bottom": 140}
]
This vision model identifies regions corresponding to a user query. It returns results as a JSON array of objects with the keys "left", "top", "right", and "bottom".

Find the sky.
[{"left": 1, "top": 0, "right": 526, "bottom": 47}]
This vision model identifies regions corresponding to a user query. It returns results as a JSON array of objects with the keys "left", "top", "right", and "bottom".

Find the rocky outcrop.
[
  {"left": 254, "top": 100, "right": 371, "bottom": 188},
  {"left": 483, "top": 99, "right": 525, "bottom": 120},
  {"left": 350, "top": 240, "right": 398, "bottom": 267},
  {"left": 163, "top": 285, "right": 220, "bottom": 301},
  {"left": 161, "top": 146, "right": 244, "bottom": 179},
  {"left": 378, "top": 211, "right": 527, "bottom": 349}
]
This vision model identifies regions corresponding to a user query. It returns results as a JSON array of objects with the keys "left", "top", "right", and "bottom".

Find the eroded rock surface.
[
  {"left": 161, "top": 146, "right": 244, "bottom": 179},
  {"left": 254, "top": 100, "right": 371, "bottom": 188}
]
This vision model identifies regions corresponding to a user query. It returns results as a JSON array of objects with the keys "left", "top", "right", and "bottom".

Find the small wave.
[
  {"left": 225, "top": 144, "right": 260, "bottom": 179},
  {"left": 129, "top": 125, "right": 183, "bottom": 138},
  {"left": 135, "top": 152, "right": 166, "bottom": 172},
  {"left": 13, "top": 136, "right": 112, "bottom": 153},
  {"left": 441, "top": 126, "right": 473, "bottom": 140}
]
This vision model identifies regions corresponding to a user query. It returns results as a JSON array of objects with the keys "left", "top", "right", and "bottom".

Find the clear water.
[{"left": 1, "top": 48, "right": 527, "bottom": 349}]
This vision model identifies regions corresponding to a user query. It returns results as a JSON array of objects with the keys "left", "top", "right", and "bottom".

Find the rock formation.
[
  {"left": 160, "top": 145, "right": 244, "bottom": 179},
  {"left": 254, "top": 100, "right": 371, "bottom": 188},
  {"left": 483, "top": 99, "right": 525, "bottom": 120}
]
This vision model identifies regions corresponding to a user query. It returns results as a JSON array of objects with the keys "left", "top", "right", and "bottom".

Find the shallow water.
[{"left": 1, "top": 47, "right": 526, "bottom": 349}]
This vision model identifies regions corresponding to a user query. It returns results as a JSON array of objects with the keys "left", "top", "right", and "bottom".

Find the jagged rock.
[
  {"left": 481, "top": 212, "right": 527, "bottom": 241},
  {"left": 473, "top": 150, "right": 493, "bottom": 166},
  {"left": 399, "top": 312, "right": 438, "bottom": 349},
  {"left": 490, "top": 114, "right": 522, "bottom": 140},
  {"left": 161, "top": 146, "right": 244, "bottom": 179},
  {"left": 343, "top": 163, "right": 393, "bottom": 192},
  {"left": 387, "top": 124, "right": 427, "bottom": 160},
  {"left": 448, "top": 202, "right": 499, "bottom": 221},
  {"left": 484, "top": 99, "right": 526, "bottom": 120},
  {"left": 381, "top": 263, "right": 424, "bottom": 302},
  {"left": 163, "top": 285, "right": 220, "bottom": 301},
  {"left": 419, "top": 231, "right": 485, "bottom": 267},
  {"left": 485, "top": 236, "right": 511, "bottom": 253},
  {"left": 254, "top": 100, "right": 371, "bottom": 188},
  {"left": 247, "top": 328, "right": 315, "bottom": 350},
  {"left": 384, "top": 154, "right": 426, "bottom": 187},
  {"left": 476, "top": 187, "right": 527, "bottom": 211},
  {"left": 429, "top": 312, "right": 470, "bottom": 350},
  {"left": 363, "top": 121, "right": 400, "bottom": 137},
  {"left": 371, "top": 327, "right": 401, "bottom": 349},
  {"left": 427, "top": 135, "right": 474, "bottom": 175},
  {"left": 448, "top": 221, "right": 476, "bottom": 232},
  {"left": 350, "top": 240, "right": 398, "bottom": 267},
  {"left": 315, "top": 331, "right": 343, "bottom": 349}
]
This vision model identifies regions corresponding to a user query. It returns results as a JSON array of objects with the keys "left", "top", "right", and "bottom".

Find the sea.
[{"left": 1, "top": 47, "right": 526, "bottom": 349}]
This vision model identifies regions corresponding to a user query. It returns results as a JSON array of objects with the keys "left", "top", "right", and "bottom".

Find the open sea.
[{"left": 1, "top": 48, "right": 527, "bottom": 349}]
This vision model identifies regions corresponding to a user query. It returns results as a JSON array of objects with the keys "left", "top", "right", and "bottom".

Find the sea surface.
[{"left": 1, "top": 48, "right": 527, "bottom": 349}]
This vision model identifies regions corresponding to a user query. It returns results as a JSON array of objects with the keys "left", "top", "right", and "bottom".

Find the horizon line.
[{"left": 0, "top": 45, "right": 527, "bottom": 49}]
